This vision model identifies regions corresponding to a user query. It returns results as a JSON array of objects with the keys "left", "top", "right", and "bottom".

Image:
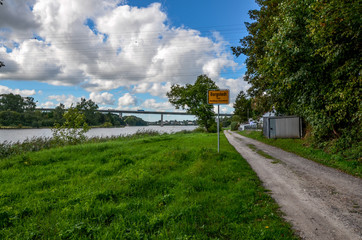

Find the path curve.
[{"left": 224, "top": 130, "right": 362, "bottom": 240}]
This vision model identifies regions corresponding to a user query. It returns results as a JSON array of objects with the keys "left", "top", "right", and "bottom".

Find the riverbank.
[
  {"left": 0, "top": 132, "right": 297, "bottom": 239},
  {"left": 0, "top": 125, "right": 198, "bottom": 144}
]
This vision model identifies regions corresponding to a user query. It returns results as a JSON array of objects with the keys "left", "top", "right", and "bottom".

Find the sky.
[{"left": 0, "top": 0, "right": 259, "bottom": 121}]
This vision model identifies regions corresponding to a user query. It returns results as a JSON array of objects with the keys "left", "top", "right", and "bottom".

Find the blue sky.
[{"left": 0, "top": 0, "right": 259, "bottom": 121}]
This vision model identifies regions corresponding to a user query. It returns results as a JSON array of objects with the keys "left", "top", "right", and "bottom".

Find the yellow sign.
[{"left": 208, "top": 90, "right": 229, "bottom": 104}]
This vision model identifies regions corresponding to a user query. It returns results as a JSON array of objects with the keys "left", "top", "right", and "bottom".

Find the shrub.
[
  {"left": 103, "top": 122, "right": 113, "bottom": 128},
  {"left": 230, "top": 121, "right": 239, "bottom": 131},
  {"left": 52, "top": 107, "right": 90, "bottom": 145},
  {"left": 193, "top": 127, "right": 206, "bottom": 133},
  {"left": 208, "top": 122, "right": 223, "bottom": 133}
]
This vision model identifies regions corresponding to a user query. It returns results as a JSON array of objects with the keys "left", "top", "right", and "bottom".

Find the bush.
[
  {"left": 102, "top": 122, "right": 113, "bottom": 128},
  {"left": 52, "top": 108, "right": 90, "bottom": 145},
  {"left": 208, "top": 122, "right": 222, "bottom": 133},
  {"left": 230, "top": 122, "right": 239, "bottom": 131},
  {"left": 193, "top": 127, "right": 207, "bottom": 133}
]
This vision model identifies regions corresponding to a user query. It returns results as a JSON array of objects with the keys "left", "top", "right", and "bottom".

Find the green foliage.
[
  {"left": 0, "top": 95, "right": 125, "bottom": 128},
  {"left": 0, "top": 133, "right": 297, "bottom": 239},
  {"left": 0, "top": 111, "right": 22, "bottom": 126},
  {"left": 233, "top": 0, "right": 361, "bottom": 150},
  {"left": 75, "top": 98, "right": 99, "bottom": 126},
  {"left": 207, "top": 121, "right": 221, "bottom": 133},
  {"left": 230, "top": 121, "right": 239, "bottom": 131},
  {"left": 239, "top": 130, "right": 361, "bottom": 178},
  {"left": 220, "top": 116, "right": 231, "bottom": 128},
  {"left": 233, "top": 91, "right": 252, "bottom": 122},
  {"left": 192, "top": 126, "right": 207, "bottom": 133},
  {"left": 53, "top": 103, "right": 65, "bottom": 124},
  {"left": 231, "top": 114, "right": 241, "bottom": 123},
  {"left": 123, "top": 115, "right": 147, "bottom": 126},
  {"left": 102, "top": 122, "right": 113, "bottom": 128},
  {"left": 0, "top": 137, "right": 54, "bottom": 159},
  {"left": 0, "top": 94, "right": 36, "bottom": 113},
  {"left": 52, "top": 107, "right": 90, "bottom": 145},
  {"left": 167, "top": 75, "right": 218, "bottom": 132}
]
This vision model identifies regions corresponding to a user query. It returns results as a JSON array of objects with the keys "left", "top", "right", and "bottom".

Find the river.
[{"left": 0, "top": 126, "right": 198, "bottom": 143}]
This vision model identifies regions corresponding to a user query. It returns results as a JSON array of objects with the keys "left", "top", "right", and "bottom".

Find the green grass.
[
  {"left": 0, "top": 132, "right": 297, "bottom": 239},
  {"left": 239, "top": 130, "right": 361, "bottom": 178}
]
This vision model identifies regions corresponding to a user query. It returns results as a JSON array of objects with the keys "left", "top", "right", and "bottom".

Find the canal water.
[{"left": 0, "top": 126, "right": 198, "bottom": 143}]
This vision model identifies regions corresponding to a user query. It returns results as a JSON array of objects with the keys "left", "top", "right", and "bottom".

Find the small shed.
[{"left": 263, "top": 116, "right": 302, "bottom": 139}]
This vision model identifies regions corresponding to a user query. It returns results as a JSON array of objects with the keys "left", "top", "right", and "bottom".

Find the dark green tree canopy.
[
  {"left": 233, "top": 0, "right": 361, "bottom": 148},
  {"left": 0, "top": 93, "right": 36, "bottom": 112},
  {"left": 123, "top": 115, "right": 147, "bottom": 126},
  {"left": 167, "top": 75, "right": 218, "bottom": 132},
  {"left": 53, "top": 103, "right": 66, "bottom": 124},
  {"left": 233, "top": 91, "right": 251, "bottom": 123},
  {"left": 76, "top": 98, "right": 99, "bottom": 125},
  {"left": 0, "top": 95, "right": 125, "bottom": 128}
]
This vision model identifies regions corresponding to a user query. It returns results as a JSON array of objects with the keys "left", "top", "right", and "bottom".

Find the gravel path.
[{"left": 224, "top": 130, "right": 362, "bottom": 240}]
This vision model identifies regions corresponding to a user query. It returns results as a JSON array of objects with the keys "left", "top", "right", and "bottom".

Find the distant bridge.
[{"left": 36, "top": 108, "right": 233, "bottom": 126}]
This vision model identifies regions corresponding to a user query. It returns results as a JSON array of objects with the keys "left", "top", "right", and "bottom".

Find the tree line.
[
  {"left": 0, "top": 93, "right": 147, "bottom": 128},
  {"left": 231, "top": 0, "right": 360, "bottom": 150}
]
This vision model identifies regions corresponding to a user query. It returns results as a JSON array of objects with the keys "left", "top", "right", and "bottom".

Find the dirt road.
[{"left": 224, "top": 130, "right": 362, "bottom": 240}]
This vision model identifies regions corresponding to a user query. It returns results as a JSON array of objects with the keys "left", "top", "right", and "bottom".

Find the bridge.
[{"left": 37, "top": 108, "right": 233, "bottom": 126}]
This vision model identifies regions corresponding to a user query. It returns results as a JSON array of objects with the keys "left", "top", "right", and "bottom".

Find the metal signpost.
[{"left": 208, "top": 89, "right": 229, "bottom": 153}]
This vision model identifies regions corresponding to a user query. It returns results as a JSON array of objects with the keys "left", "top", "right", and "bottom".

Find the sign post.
[{"left": 208, "top": 89, "right": 229, "bottom": 153}]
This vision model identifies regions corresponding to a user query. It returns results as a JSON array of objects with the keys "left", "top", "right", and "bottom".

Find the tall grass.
[{"left": 0, "top": 132, "right": 297, "bottom": 239}]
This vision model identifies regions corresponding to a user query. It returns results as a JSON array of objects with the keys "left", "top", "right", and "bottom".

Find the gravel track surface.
[{"left": 224, "top": 130, "right": 362, "bottom": 240}]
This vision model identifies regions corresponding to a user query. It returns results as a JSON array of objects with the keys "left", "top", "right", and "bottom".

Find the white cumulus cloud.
[
  {"left": 48, "top": 94, "right": 82, "bottom": 107},
  {"left": 216, "top": 76, "right": 250, "bottom": 104},
  {"left": 141, "top": 98, "right": 173, "bottom": 111},
  {"left": 133, "top": 82, "right": 171, "bottom": 97},
  {"left": 118, "top": 93, "right": 137, "bottom": 107},
  {"left": 0, "top": 85, "right": 36, "bottom": 96},
  {"left": 39, "top": 101, "right": 56, "bottom": 108},
  {"left": 0, "top": 1, "right": 239, "bottom": 98},
  {"left": 89, "top": 92, "right": 115, "bottom": 105}
]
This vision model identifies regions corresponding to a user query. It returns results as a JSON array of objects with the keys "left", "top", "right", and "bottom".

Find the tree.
[
  {"left": 123, "top": 115, "right": 147, "bottom": 126},
  {"left": 23, "top": 97, "right": 36, "bottom": 111},
  {"left": 232, "top": 0, "right": 361, "bottom": 149},
  {"left": 52, "top": 107, "right": 90, "bottom": 144},
  {"left": 76, "top": 98, "right": 99, "bottom": 125},
  {"left": 0, "top": 94, "right": 24, "bottom": 112},
  {"left": 0, "top": 111, "right": 22, "bottom": 126},
  {"left": 231, "top": 0, "right": 280, "bottom": 110},
  {"left": 220, "top": 116, "right": 232, "bottom": 128},
  {"left": 233, "top": 91, "right": 252, "bottom": 123},
  {"left": 53, "top": 103, "right": 66, "bottom": 124},
  {"left": 167, "top": 75, "right": 218, "bottom": 132},
  {"left": 0, "top": 93, "right": 36, "bottom": 112}
]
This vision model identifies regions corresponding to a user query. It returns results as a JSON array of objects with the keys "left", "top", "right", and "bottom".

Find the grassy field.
[
  {"left": 238, "top": 130, "right": 361, "bottom": 178},
  {"left": 0, "top": 132, "right": 297, "bottom": 239}
]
